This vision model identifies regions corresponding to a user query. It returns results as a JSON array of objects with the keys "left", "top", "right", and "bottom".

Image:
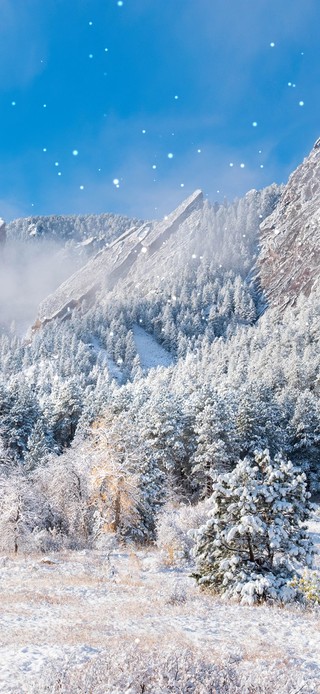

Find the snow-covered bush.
[
  {"left": 46, "top": 643, "right": 317, "bottom": 694},
  {"left": 156, "top": 499, "right": 210, "bottom": 567},
  {"left": 193, "top": 450, "right": 314, "bottom": 604},
  {"left": 290, "top": 570, "right": 320, "bottom": 605}
]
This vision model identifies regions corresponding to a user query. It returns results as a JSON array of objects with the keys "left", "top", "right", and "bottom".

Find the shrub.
[
  {"left": 44, "top": 644, "right": 319, "bottom": 693},
  {"left": 156, "top": 499, "right": 210, "bottom": 568},
  {"left": 290, "top": 570, "right": 320, "bottom": 605}
]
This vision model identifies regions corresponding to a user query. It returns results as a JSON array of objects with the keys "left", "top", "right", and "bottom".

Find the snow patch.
[{"left": 133, "top": 325, "right": 174, "bottom": 371}]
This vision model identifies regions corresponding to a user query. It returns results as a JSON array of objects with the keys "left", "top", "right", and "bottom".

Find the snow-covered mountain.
[
  {"left": 7, "top": 211, "right": 144, "bottom": 258},
  {"left": 0, "top": 212, "right": 144, "bottom": 332},
  {"left": 25, "top": 140, "right": 320, "bottom": 329},
  {"left": 258, "top": 139, "right": 320, "bottom": 309},
  {"left": 33, "top": 185, "right": 281, "bottom": 328},
  {"left": 35, "top": 190, "right": 203, "bottom": 326}
]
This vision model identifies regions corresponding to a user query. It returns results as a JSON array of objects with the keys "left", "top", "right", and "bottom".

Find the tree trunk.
[
  {"left": 246, "top": 532, "right": 255, "bottom": 563},
  {"left": 111, "top": 486, "right": 121, "bottom": 533}
]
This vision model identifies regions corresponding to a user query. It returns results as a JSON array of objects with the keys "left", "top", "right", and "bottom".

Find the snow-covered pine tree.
[
  {"left": 193, "top": 449, "right": 314, "bottom": 604},
  {"left": 24, "top": 419, "right": 52, "bottom": 470},
  {"left": 191, "top": 393, "right": 236, "bottom": 497},
  {"left": 48, "top": 377, "right": 83, "bottom": 451},
  {"left": 289, "top": 390, "right": 320, "bottom": 490}
]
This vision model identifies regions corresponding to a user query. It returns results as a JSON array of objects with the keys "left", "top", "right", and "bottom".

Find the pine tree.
[
  {"left": 4, "top": 377, "right": 40, "bottom": 463},
  {"left": 289, "top": 391, "right": 320, "bottom": 490},
  {"left": 48, "top": 378, "right": 83, "bottom": 450},
  {"left": 192, "top": 393, "right": 236, "bottom": 497},
  {"left": 193, "top": 450, "right": 314, "bottom": 604},
  {"left": 24, "top": 420, "right": 52, "bottom": 470}
]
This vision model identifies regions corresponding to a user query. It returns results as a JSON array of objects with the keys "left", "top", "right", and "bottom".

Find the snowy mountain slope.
[
  {"left": 35, "top": 190, "right": 204, "bottom": 326},
  {"left": 0, "top": 212, "right": 145, "bottom": 333},
  {"left": 34, "top": 186, "right": 280, "bottom": 329},
  {"left": 258, "top": 140, "right": 320, "bottom": 309}
]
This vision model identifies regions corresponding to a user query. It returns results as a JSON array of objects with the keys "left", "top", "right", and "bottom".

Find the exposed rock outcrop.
[{"left": 258, "top": 143, "right": 320, "bottom": 309}]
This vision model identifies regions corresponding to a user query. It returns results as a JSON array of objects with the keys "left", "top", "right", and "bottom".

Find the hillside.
[
  {"left": 34, "top": 186, "right": 280, "bottom": 328},
  {"left": 7, "top": 211, "right": 144, "bottom": 258},
  {"left": 0, "top": 211, "right": 143, "bottom": 333},
  {"left": 259, "top": 139, "right": 320, "bottom": 309}
]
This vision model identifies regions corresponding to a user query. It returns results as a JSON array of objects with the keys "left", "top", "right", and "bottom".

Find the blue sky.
[{"left": 0, "top": 0, "right": 319, "bottom": 221}]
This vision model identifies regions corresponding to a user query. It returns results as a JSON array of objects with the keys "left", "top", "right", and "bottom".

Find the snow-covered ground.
[
  {"left": 133, "top": 324, "right": 173, "bottom": 370},
  {"left": 89, "top": 327, "right": 173, "bottom": 383},
  {"left": 0, "top": 532, "right": 319, "bottom": 693}
]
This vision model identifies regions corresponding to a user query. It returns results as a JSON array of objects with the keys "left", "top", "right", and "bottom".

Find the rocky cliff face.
[{"left": 258, "top": 140, "right": 320, "bottom": 309}]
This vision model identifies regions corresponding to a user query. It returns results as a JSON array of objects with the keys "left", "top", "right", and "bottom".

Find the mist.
[{"left": 0, "top": 240, "right": 81, "bottom": 334}]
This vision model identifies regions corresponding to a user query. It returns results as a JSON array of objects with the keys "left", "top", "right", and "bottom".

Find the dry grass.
[{"left": 0, "top": 548, "right": 319, "bottom": 693}]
